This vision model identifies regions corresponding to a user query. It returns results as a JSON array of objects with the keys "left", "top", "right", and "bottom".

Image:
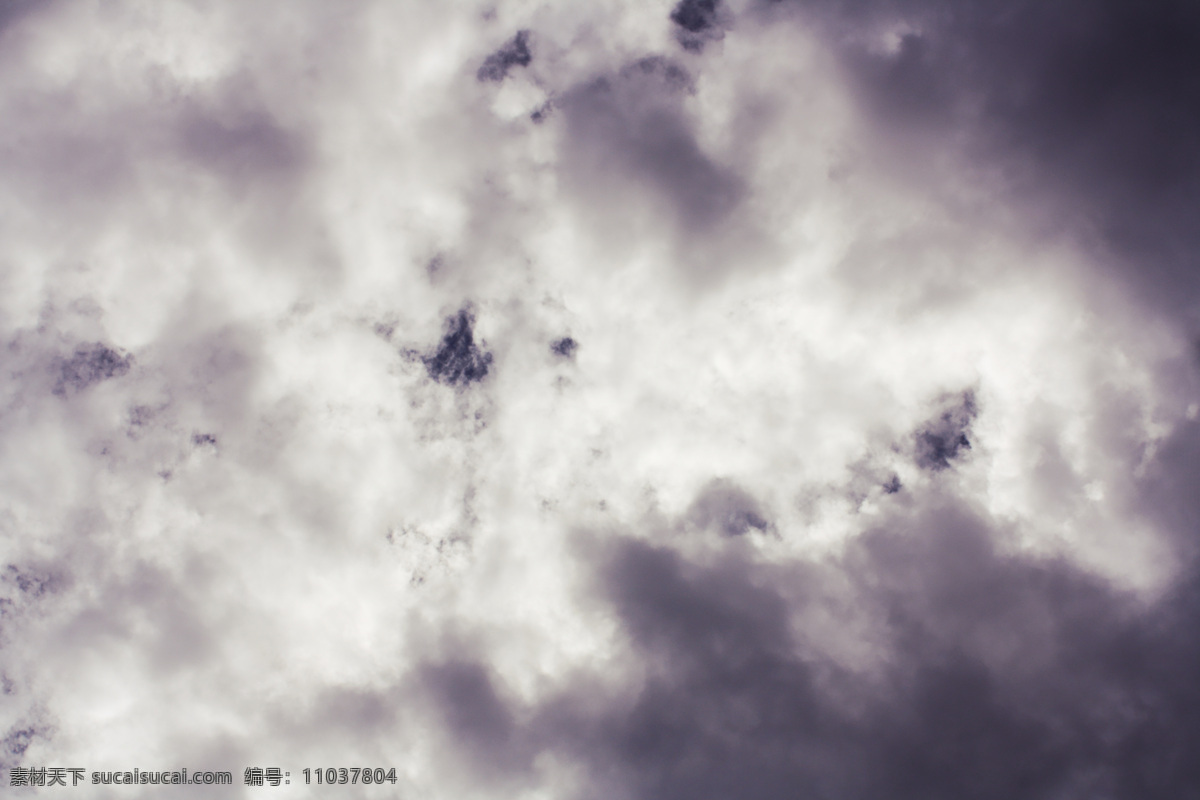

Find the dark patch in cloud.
[
  {"left": 914, "top": 390, "right": 976, "bottom": 471},
  {"left": 52, "top": 342, "right": 132, "bottom": 397},
  {"left": 1130, "top": 418, "right": 1200, "bottom": 564},
  {"left": 415, "top": 449, "right": 1200, "bottom": 799},
  {"left": 2, "top": 726, "right": 35, "bottom": 758},
  {"left": 0, "top": 719, "right": 50, "bottom": 776},
  {"left": 3, "top": 565, "right": 64, "bottom": 599},
  {"left": 573, "top": 538, "right": 841, "bottom": 800},
  {"left": 882, "top": 473, "right": 902, "bottom": 494},
  {"left": 477, "top": 30, "right": 532, "bottom": 83},
  {"left": 420, "top": 660, "right": 524, "bottom": 777},
  {"left": 670, "top": 0, "right": 725, "bottom": 51},
  {"left": 626, "top": 55, "right": 695, "bottom": 92},
  {"left": 127, "top": 404, "right": 155, "bottom": 430},
  {"left": 550, "top": 337, "right": 577, "bottom": 358},
  {"left": 564, "top": 508, "right": 1198, "bottom": 798},
  {"left": 422, "top": 307, "right": 493, "bottom": 388},
  {"left": 191, "top": 433, "right": 218, "bottom": 448},
  {"left": 782, "top": 0, "right": 1200, "bottom": 320},
  {"left": 178, "top": 101, "right": 304, "bottom": 190},
  {"left": 686, "top": 479, "right": 770, "bottom": 536},
  {"left": 0, "top": 0, "right": 46, "bottom": 37},
  {"left": 671, "top": 0, "right": 720, "bottom": 33},
  {"left": 560, "top": 57, "right": 744, "bottom": 249}
]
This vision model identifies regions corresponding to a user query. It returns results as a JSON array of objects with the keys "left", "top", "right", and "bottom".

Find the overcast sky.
[{"left": 2, "top": 1, "right": 1199, "bottom": 798}]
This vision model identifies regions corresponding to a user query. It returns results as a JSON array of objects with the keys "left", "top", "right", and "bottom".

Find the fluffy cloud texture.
[{"left": 1, "top": 1, "right": 1198, "bottom": 798}]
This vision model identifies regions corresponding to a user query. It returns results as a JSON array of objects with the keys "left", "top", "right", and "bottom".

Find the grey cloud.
[
  {"left": 477, "top": 30, "right": 532, "bottom": 83},
  {"left": 263, "top": 658, "right": 528, "bottom": 794},
  {"left": 550, "top": 336, "right": 577, "bottom": 359},
  {"left": 413, "top": 472, "right": 1200, "bottom": 800},
  {"left": 670, "top": 0, "right": 720, "bottom": 34},
  {"left": 2, "top": 564, "right": 67, "bottom": 602},
  {"left": 142, "top": 321, "right": 267, "bottom": 444},
  {"left": 0, "top": 105, "right": 152, "bottom": 260},
  {"left": 1133, "top": 417, "right": 1200, "bottom": 562},
  {"left": 56, "top": 561, "right": 219, "bottom": 675},
  {"left": 420, "top": 306, "right": 493, "bottom": 388},
  {"left": 4, "top": 3, "right": 1198, "bottom": 797},
  {"left": 913, "top": 389, "right": 976, "bottom": 471},
  {"left": 1, "top": 727, "right": 35, "bottom": 760},
  {"left": 670, "top": 0, "right": 726, "bottom": 52},
  {"left": 0, "top": 0, "right": 48, "bottom": 37},
  {"left": 190, "top": 432, "right": 218, "bottom": 448},
  {"left": 0, "top": 54, "right": 312, "bottom": 261},
  {"left": 559, "top": 57, "right": 748, "bottom": 280},
  {"left": 419, "top": 660, "right": 522, "bottom": 775},
  {"left": 0, "top": 722, "right": 48, "bottom": 777},
  {"left": 52, "top": 343, "right": 132, "bottom": 397},
  {"left": 685, "top": 478, "right": 771, "bottom": 536},
  {"left": 304, "top": 685, "right": 401, "bottom": 736},
  {"left": 177, "top": 103, "right": 305, "bottom": 189},
  {"left": 771, "top": 0, "right": 1200, "bottom": 322}
]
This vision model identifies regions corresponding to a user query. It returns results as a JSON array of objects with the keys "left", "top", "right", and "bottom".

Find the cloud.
[
  {"left": 418, "top": 306, "right": 495, "bottom": 388},
  {"left": 555, "top": 55, "right": 759, "bottom": 286},
  {"left": 769, "top": 0, "right": 1200, "bottom": 323},
  {"left": 913, "top": 389, "right": 976, "bottom": 472},
  {"left": 52, "top": 343, "right": 133, "bottom": 397},
  {"left": 477, "top": 30, "right": 533, "bottom": 83},
  {"left": 418, "top": 481, "right": 1200, "bottom": 800},
  {"left": 684, "top": 478, "right": 772, "bottom": 537},
  {"left": 669, "top": 0, "right": 727, "bottom": 51},
  {"left": 549, "top": 336, "right": 578, "bottom": 359},
  {"left": 0, "top": 1, "right": 1197, "bottom": 798}
]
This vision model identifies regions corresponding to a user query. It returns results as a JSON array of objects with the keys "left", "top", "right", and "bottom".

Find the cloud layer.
[{"left": 0, "top": 1, "right": 1198, "bottom": 798}]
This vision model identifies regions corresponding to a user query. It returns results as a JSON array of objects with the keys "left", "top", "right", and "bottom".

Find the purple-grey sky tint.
[{"left": 2, "top": 1, "right": 1199, "bottom": 798}]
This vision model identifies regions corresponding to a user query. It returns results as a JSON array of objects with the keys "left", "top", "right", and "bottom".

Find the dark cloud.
[
  {"left": 671, "top": 0, "right": 720, "bottom": 33},
  {"left": 913, "top": 390, "right": 976, "bottom": 471},
  {"left": 775, "top": 0, "right": 1200, "bottom": 322},
  {"left": 1, "top": 727, "right": 35, "bottom": 759},
  {"left": 476, "top": 30, "right": 532, "bottom": 83},
  {"left": 0, "top": 713, "right": 52, "bottom": 775},
  {"left": 52, "top": 342, "right": 132, "bottom": 397},
  {"left": 1131, "top": 417, "right": 1200, "bottom": 562},
  {"left": 422, "top": 307, "right": 493, "bottom": 388},
  {"left": 0, "top": 0, "right": 47, "bottom": 37},
  {"left": 685, "top": 479, "right": 770, "bottom": 536},
  {"left": 550, "top": 337, "right": 577, "bottom": 358},
  {"left": 420, "top": 660, "right": 521, "bottom": 774},
  {"left": 670, "top": 0, "right": 726, "bottom": 51},
  {"left": 0, "top": 724, "right": 45, "bottom": 779},
  {"left": 191, "top": 432, "right": 218, "bottom": 448},
  {"left": 413, "top": 472, "right": 1200, "bottom": 800}
]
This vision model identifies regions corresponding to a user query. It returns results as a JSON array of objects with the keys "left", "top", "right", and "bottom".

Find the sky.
[{"left": 1, "top": 0, "right": 1199, "bottom": 798}]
